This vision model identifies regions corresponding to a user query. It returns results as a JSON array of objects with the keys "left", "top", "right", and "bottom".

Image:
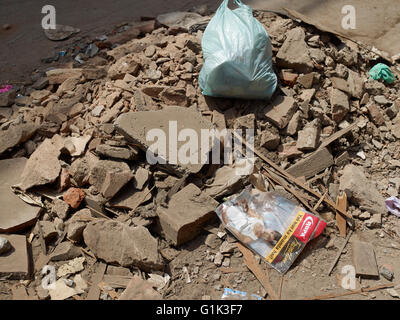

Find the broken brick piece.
[{"left": 63, "top": 187, "right": 85, "bottom": 209}]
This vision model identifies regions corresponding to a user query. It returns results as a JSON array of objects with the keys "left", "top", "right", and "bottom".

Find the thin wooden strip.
[
  {"left": 304, "top": 283, "right": 395, "bottom": 300},
  {"left": 236, "top": 243, "right": 278, "bottom": 300},
  {"left": 327, "top": 230, "right": 353, "bottom": 276},
  {"left": 336, "top": 192, "right": 347, "bottom": 237},
  {"left": 232, "top": 131, "right": 352, "bottom": 221}
]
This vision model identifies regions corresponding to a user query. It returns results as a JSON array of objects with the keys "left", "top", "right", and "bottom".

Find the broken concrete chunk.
[
  {"left": 287, "top": 147, "right": 333, "bottom": 179},
  {"left": 95, "top": 144, "right": 137, "bottom": 160},
  {"left": 296, "top": 123, "right": 320, "bottom": 151},
  {"left": 40, "top": 221, "right": 58, "bottom": 243},
  {"left": 0, "top": 123, "right": 37, "bottom": 155},
  {"left": 19, "top": 136, "right": 62, "bottom": 191},
  {"left": 157, "top": 184, "right": 218, "bottom": 245},
  {"left": 0, "top": 89, "right": 16, "bottom": 107},
  {"left": 50, "top": 241, "right": 82, "bottom": 261},
  {"left": 0, "top": 235, "right": 29, "bottom": 280},
  {"left": 83, "top": 219, "right": 163, "bottom": 271},
  {"left": 46, "top": 69, "right": 83, "bottom": 84},
  {"left": 108, "top": 53, "right": 140, "bottom": 80},
  {"left": 63, "top": 135, "right": 91, "bottom": 157},
  {"left": 260, "top": 131, "right": 280, "bottom": 150},
  {"left": 57, "top": 257, "right": 85, "bottom": 278},
  {"left": 89, "top": 160, "right": 133, "bottom": 199},
  {"left": 0, "top": 158, "right": 41, "bottom": 233},
  {"left": 52, "top": 199, "right": 70, "bottom": 220},
  {"left": 276, "top": 27, "right": 314, "bottom": 73},
  {"left": 115, "top": 107, "right": 214, "bottom": 177},
  {"left": 134, "top": 167, "right": 150, "bottom": 190},
  {"left": 339, "top": 164, "right": 386, "bottom": 214},
  {"left": 156, "top": 11, "right": 207, "bottom": 29},
  {"left": 264, "top": 96, "right": 296, "bottom": 129},
  {"left": 119, "top": 275, "right": 162, "bottom": 300},
  {"left": 330, "top": 88, "right": 349, "bottom": 123},
  {"left": 367, "top": 104, "right": 385, "bottom": 126}
]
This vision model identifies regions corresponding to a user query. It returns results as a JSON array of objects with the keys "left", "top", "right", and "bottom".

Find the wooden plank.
[
  {"left": 336, "top": 192, "right": 347, "bottom": 237},
  {"left": 286, "top": 147, "right": 334, "bottom": 179},
  {"left": 86, "top": 262, "right": 106, "bottom": 300},
  {"left": 236, "top": 243, "right": 278, "bottom": 300},
  {"left": 232, "top": 131, "right": 352, "bottom": 222},
  {"left": 352, "top": 241, "right": 379, "bottom": 279},
  {"left": 304, "top": 283, "right": 395, "bottom": 300},
  {"left": 318, "top": 122, "right": 358, "bottom": 150}
]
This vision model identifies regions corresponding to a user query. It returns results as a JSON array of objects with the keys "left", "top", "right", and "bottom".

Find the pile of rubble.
[{"left": 1, "top": 8, "right": 400, "bottom": 300}]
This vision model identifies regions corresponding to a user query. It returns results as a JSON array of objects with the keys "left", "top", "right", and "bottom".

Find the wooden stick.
[
  {"left": 327, "top": 230, "right": 353, "bottom": 276},
  {"left": 304, "top": 282, "right": 395, "bottom": 300},
  {"left": 232, "top": 131, "right": 352, "bottom": 221},
  {"left": 313, "top": 190, "right": 327, "bottom": 211},
  {"left": 237, "top": 243, "right": 279, "bottom": 300},
  {"left": 128, "top": 185, "right": 155, "bottom": 217}
]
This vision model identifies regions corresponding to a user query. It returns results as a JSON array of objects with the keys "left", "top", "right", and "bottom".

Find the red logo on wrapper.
[{"left": 293, "top": 213, "right": 320, "bottom": 243}]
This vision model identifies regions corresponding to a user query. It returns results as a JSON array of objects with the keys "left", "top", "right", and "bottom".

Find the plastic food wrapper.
[
  {"left": 385, "top": 196, "right": 400, "bottom": 217},
  {"left": 369, "top": 63, "right": 395, "bottom": 84},
  {"left": 215, "top": 189, "right": 327, "bottom": 273},
  {"left": 199, "top": 0, "right": 277, "bottom": 100},
  {"left": 221, "top": 288, "right": 262, "bottom": 300}
]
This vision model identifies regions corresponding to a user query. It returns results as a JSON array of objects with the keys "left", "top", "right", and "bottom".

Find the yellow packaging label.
[{"left": 266, "top": 210, "right": 305, "bottom": 263}]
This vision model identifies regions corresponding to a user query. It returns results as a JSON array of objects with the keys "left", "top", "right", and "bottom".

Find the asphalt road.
[{"left": 1, "top": 0, "right": 399, "bottom": 84}]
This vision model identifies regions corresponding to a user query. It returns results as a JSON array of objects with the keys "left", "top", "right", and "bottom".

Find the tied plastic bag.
[
  {"left": 199, "top": 0, "right": 277, "bottom": 100},
  {"left": 215, "top": 189, "right": 326, "bottom": 273},
  {"left": 369, "top": 63, "right": 395, "bottom": 84}
]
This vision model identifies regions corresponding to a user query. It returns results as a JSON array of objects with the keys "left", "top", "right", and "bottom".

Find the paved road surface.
[{"left": 1, "top": 0, "right": 399, "bottom": 83}]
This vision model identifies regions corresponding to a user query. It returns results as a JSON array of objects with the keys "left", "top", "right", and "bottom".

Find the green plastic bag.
[
  {"left": 199, "top": 0, "right": 277, "bottom": 100},
  {"left": 369, "top": 63, "right": 395, "bottom": 84}
]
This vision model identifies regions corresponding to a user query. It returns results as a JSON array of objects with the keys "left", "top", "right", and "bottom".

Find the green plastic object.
[
  {"left": 199, "top": 0, "right": 277, "bottom": 100},
  {"left": 369, "top": 63, "right": 395, "bottom": 84}
]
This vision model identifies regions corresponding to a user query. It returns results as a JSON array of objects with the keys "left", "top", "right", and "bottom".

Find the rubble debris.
[
  {"left": 48, "top": 275, "right": 86, "bottom": 300},
  {"left": 157, "top": 184, "right": 218, "bottom": 245},
  {"left": 57, "top": 257, "right": 86, "bottom": 278},
  {"left": 352, "top": 240, "right": 379, "bottom": 279},
  {"left": 46, "top": 69, "right": 83, "bottom": 84},
  {"left": 115, "top": 107, "right": 214, "bottom": 176},
  {"left": 19, "top": 136, "right": 62, "bottom": 191},
  {"left": 380, "top": 265, "right": 394, "bottom": 281},
  {"left": 88, "top": 160, "right": 133, "bottom": 199},
  {"left": 0, "top": 123, "right": 37, "bottom": 155},
  {"left": 0, "top": 86, "right": 16, "bottom": 107},
  {"left": 95, "top": 144, "right": 138, "bottom": 160},
  {"left": 276, "top": 27, "right": 313, "bottom": 73},
  {"left": 339, "top": 164, "right": 386, "bottom": 214},
  {"left": 156, "top": 11, "right": 207, "bottom": 29},
  {"left": 63, "top": 187, "right": 85, "bottom": 209},
  {"left": 44, "top": 24, "right": 80, "bottom": 41},
  {"left": 0, "top": 235, "right": 29, "bottom": 280},
  {"left": 83, "top": 219, "right": 163, "bottom": 271},
  {"left": 0, "top": 158, "right": 41, "bottom": 233},
  {"left": 50, "top": 241, "right": 81, "bottom": 261},
  {"left": 287, "top": 147, "right": 333, "bottom": 179},
  {"left": 119, "top": 275, "right": 162, "bottom": 300},
  {"left": 264, "top": 96, "right": 296, "bottom": 129}
]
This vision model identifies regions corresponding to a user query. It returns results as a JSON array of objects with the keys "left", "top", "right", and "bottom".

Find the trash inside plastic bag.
[
  {"left": 215, "top": 189, "right": 326, "bottom": 273},
  {"left": 199, "top": 0, "right": 277, "bottom": 100},
  {"left": 385, "top": 196, "right": 400, "bottom": 217},
  {"left": 369, "top": 63, "right": 395, "bottom": 84}
]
